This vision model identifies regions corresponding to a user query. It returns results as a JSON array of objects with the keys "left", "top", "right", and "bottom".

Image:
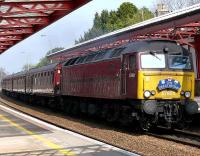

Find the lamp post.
[
  {"left": 41, "top": 34, "right": 56, "bottom": 63},
  {"left": 21, "top": 52, "right": 31, "bottom": 71},
  {"left": 41, "top": 34, "right": 53, "bottom": 51}
]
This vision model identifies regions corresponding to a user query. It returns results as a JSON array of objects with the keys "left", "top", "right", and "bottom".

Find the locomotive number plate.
[{"left": 161, "top": 91, "right": 176, "bottom": 96}]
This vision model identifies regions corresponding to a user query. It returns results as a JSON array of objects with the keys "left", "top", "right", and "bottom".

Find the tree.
[
  {"left": 0, "top": 67, "right": 7, "bottom": 88},
  {"left": 140, "top": 7, "right": 154, "bottom": 21},
  {"left": 35, "top": 47, "right": 64, "bottom": 68},
  {"left": 117, "top": 2, "right": 138, "bottom": 20},
  {"left": 75, "top": 2, "right": 154, "bottom": 44},
  {"left": 47, "top": 47, "right": 64, "bottom": 55},
  {"left": 21, "top": 47, "right": 64, "bottom": 70}
]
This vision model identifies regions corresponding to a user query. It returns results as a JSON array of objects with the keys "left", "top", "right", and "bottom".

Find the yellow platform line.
[{"left": 0, "top": 114, "right": 76, "bottom": 156}]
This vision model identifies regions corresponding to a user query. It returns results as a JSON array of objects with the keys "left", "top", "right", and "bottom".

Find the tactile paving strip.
[{"left": 0, "top": 109, "right": 50, "bottom": 138}]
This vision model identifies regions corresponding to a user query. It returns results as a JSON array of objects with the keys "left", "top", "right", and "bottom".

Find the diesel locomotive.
[{"left": 2, "top": 39, "right": 199, "bottom": 130}]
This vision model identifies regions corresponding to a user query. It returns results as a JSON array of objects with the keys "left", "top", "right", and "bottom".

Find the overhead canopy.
[
  {"left": 0, "top": 0, "right": 91, "bottom": 54},
  {"left": 48, "top": 3, "right": 200, "bottom": 60}
]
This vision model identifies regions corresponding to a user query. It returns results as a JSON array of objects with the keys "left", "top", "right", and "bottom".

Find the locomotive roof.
[
  {"left": 121, "top": 39, "right": 185, "bottom": 54},
  {"left": 82, "top": 39, "right": 186, "bottom": 57},
  {"left": 62, "top": 39, "right": 189, "bottom": 67}
]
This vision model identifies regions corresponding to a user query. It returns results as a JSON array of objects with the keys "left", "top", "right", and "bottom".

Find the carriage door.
[{"left": 121, "top": 53, "right": 137, "bottom": 96}]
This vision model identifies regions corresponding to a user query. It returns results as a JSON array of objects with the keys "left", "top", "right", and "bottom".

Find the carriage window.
[
  {"left": 84, "top": 54, "right": 97, "bottom": 63},
  {"left": 129, "top": 55, "right": 136, "bottom": 70},
  {"left": 110, "top": 48, "right": 125, "bottom": 58},
  {"left": 65, "top": 58, "right": 79, "bottom": 66},
  {"left": 64, "top": 60, "right": 71, "bottom": 66},
  {"left": 94, "top": 51, "right": 107, "bottom": 60},
  {"left": 71, "top": 57, "right": 79, "bottom": 65},
  {"left": 76, "top": 56, "right": 87, "bottom": 64}
]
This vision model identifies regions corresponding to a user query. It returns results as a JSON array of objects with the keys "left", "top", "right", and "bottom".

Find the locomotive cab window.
[
  {"left": 141, "top": 53, "right": 165, "bottom": 69},
  {"left": 168, "top": 55, "right": 192, "bottom": 70}
]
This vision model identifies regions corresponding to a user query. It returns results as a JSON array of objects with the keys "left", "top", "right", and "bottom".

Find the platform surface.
[
  {"left": 0, "top": 103, "right": 138, "bottom": 156},
  {"left": 194, "top": 97, "right": 200, "bottom": 112}
]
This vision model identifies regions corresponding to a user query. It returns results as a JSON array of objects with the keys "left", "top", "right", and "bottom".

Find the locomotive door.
[
  {"left": 121, "top": 53, "right": 137, "bottom": 96},
  {"left": 121, "top": 54, "right": 128, "bottom": 95}
]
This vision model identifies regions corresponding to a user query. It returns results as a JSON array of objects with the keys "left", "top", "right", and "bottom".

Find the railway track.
[
  {"left": 0, "top": 95, "right": 200, "bottom": 154},
  {"left": 147, "top": 127, "right": 200, "bottom": 148}
]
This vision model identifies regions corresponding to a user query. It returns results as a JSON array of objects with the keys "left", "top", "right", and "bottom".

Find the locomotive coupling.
[{"left": 185, "top": 101, "right": 199, "bottom": 115}]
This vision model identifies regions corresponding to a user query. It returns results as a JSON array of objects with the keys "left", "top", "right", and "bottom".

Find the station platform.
[
  {"left": 194, "top": 97, "right": 200, "bottom": 112},
  {"left": 0, "top": 103, "right": 138, "bottom": 156}
]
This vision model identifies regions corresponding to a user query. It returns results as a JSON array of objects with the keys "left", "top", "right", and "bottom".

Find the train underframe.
[{"left": 2, "top": 90, "right": 198, "bottom": 131}]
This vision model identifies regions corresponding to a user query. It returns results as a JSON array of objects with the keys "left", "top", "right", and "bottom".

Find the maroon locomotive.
[{"left": 2, "top": 39, "right": 198, "bottom": 130}]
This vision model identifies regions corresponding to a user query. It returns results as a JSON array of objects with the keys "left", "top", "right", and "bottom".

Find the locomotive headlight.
[
  {"left": 180, "top": 91, "right": 185, "bottom": 96},
  {"left": 185, "top": 91, "right": 191, "bottom": 98},
  {"left": 151, "top": 90, "right": 156, "bottom": 95},
  {"left": 144, "top": 90, "right": 151, "bottom": 98}
]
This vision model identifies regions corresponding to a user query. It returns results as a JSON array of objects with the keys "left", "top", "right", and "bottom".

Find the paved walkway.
[{"left": 0, "top": 103, "right": 138, "bottom": 156}]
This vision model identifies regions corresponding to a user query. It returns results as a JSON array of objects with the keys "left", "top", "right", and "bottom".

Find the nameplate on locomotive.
[{"left": 157, "top": 79, "right": 181, "bottom": 91}]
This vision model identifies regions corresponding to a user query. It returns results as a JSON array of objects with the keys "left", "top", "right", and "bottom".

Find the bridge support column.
[{"left": 194, "top": 35, "right": 200, "bottom": 96}]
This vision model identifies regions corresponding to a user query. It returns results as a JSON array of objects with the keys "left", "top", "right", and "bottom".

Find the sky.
[{"left": 0, "top": 0, "right": 156, "bottom": 73}]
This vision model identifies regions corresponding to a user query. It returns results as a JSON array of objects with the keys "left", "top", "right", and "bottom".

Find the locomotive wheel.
[
  {"left": 106, "top": 110, "right": 119, "bottom": 123},
  {"left": 58, "top": 97, "right": 65, "bottom": 111},
  {"left": 71, "top": 103, "right": 80, "bottom": 116},
  {"left": 119, "top": 106, "right": 133, "bottom": 126},
  {"left": 40, "top": 98, "right": 47, "bottom": 107}
]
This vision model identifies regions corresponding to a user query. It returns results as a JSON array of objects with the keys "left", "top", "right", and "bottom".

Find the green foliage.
[
  {"left": 35, "top": 57, "right": 49, "bottom": 68},
  {"left": 75, "top": 2, "right": 154, "bottom": 44},
  {"left": 47, "top": 47, "right": 64, "bottom": 55},
  {"left": 21, "top": 47, "right": 64, "bottom": 70},
  {"left": 35, "top": 47, "right": 64, "bottom": 68}
]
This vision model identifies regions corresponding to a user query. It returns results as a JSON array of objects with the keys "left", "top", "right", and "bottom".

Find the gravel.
[{"left": 0, "top": 95, "right": 200, "bottom": 156}]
